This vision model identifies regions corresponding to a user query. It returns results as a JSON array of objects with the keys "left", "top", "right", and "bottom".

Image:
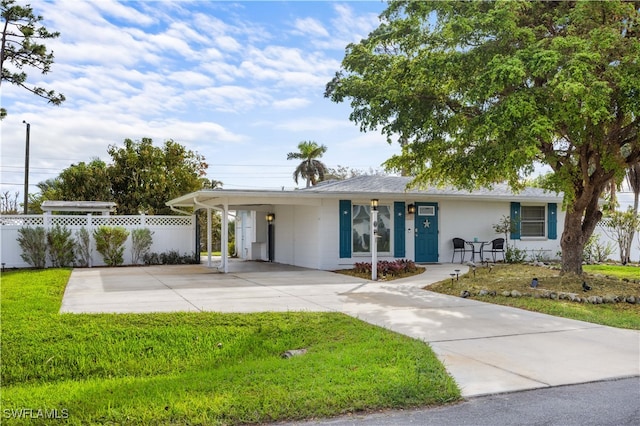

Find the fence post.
[{"left": 87, "top": 213, "right": 93, "bottom": 268}]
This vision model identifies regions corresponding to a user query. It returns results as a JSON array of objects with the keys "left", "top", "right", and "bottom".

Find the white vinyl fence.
[{"left": 0, "top": 214, "right": 196, "bottom": 269}]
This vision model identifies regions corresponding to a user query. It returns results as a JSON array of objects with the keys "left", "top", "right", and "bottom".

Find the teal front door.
[{"left": 415, "top": 202, "right": 439, "bottom": 263}]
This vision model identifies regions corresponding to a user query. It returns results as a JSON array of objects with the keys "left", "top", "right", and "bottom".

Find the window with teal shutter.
[
  {"left": 547, "top": 203, "right": 557, "bottom": 239},
  {"left": 339, "top": 200, "right": 351, "bottom": 258},
  {"left": 510, "top": 202, "right": 521, "bottom": 239},
  {"left": 394, "top": 202, "right": 405, "bottom": 257}
]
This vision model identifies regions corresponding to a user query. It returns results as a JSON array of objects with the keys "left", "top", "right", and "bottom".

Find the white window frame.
[
  {"left": 351, "top": 203, "right": 392, "bottom": 256},
  {"left": 521, "top": 205, "right": 546, "bottom": 238},
  {"left": 418, "top": 205, "right": 435, "bottom": 216}
]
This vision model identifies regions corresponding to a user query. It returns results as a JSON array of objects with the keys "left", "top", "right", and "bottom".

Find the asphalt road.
[{"left": 285, "top": 377, "right": 640, "bottom": 426}]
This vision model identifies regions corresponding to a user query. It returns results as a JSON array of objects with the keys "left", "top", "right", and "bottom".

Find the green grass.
[
  {"left": 428, "top": 264, "right": 640, "bottom": 330},
  {"left": 583, "top": 263, "right": 640, "bottom": 280},
  {"left": 1, "top": 269, "right": 460, "bottom": 425},
  {"left": 200, "top": 251, "right": 222, "bottom": 256}
]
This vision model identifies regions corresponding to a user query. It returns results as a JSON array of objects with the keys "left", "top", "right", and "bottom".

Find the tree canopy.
[
  {"left": 0, "top": 0, "right": 64, "bottom": 118},
  {"left": 286, "top": 140, "right": 329, "bottom": 187},
  {"left": 326, "top": 0, "right": 640, "bottom": 274},
  {"left": 32, "top": 138, "right": 209, "bottom": 215}
]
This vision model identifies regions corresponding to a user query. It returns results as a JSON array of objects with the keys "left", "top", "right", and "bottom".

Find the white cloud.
[
  {"left": 272, "top": 97, "right": 311, "bottom": 110},
  {"left": 1, "top": 1, "right": 393, "bottom": 194},
  {"left": 293, "top": 17, "right": 329, "bottom": 37},
  {"left": 91, "top": 0, "right": 156, "bottom": 26},
  {"left": 167, "top": 71, "right": 214, "bottom": 87},
  {"left": 215, "top": 35, "right": 242, "bottom": 52}
]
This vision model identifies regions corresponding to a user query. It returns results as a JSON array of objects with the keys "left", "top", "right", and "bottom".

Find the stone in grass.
[
  {"left": 510, "top": 290, "right": 522, "bottom": 297},
  {"left": 587, "top": 296, "right": 603, "bottom": 304},
  {"left": 281, "top": 348, "right": 308, "bottom": 359},
  {"left": 501, "top": 291, "right": 511, "bottom": 297},
  {"left": 603, "top": 295, "right": 618, "bottom": 304},
  {"left": 626, "top": 296, "right": 637, "bottom": 304},
  {"left": 460, "top": 290, "right": 471, "bottom": 298},
  {"left": 478, "top": 289, "right": 489, "bottom": 296}
]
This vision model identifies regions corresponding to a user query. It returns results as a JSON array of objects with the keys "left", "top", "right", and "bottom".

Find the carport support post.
[
  {"left": 206, "top": 208, "right": 212, "bottom": 267},
  {"left": 221, "top": 203, "right": 228, "bottom": 273},
  {"left": 371, "top": 199, "right": 378, "bottom": 281}
]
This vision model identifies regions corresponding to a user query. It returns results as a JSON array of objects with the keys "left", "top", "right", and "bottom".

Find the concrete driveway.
[{"left": 61, "top": 261, "right": 640, "bottom": 397}]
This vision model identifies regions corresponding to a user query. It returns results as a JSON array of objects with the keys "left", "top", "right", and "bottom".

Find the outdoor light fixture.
[
  {"left": 407, "top": 203, "right": 416, "bottom": 214},
  {"left": 370, "top": 199, "right": 379, "bottom": 281},
  {"left": 266, "top": 213, "right": 275, "bottom": 223}
]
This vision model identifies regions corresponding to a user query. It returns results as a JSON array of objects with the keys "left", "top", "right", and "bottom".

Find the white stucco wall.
[
  {"left": 272, "top": 204, "right": 321, "bottom": 269},
  {"left": 239, "top": 196, "right": 568, "bottom": 270},
  {"left": 437, "top": 199, "right": 563, "bottom": 263}
]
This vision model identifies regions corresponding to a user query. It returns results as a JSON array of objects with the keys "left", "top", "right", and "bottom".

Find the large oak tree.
[
  {"left": 32, "top": 138, "right": 209, "bottom": 215},
  {"left": 108, "top": 138, "right": 208, "bottom": 215},
  {"left": 326, "top": 0, "right": 640, "bottom": 275}
]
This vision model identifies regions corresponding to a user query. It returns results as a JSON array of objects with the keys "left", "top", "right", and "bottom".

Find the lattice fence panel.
[
  {"left": 145, "top": 216, "right": 192, "bottom": 226},
  {"left": 1, "top": 214, "right": 195, "bottom": 268},
  {"left": 0, "top": 216, "right": 44, "bottom": 226},
  {"left": 92, "top": 216, "right": 143, "bottom": 227},
  {"left": 50, "top": 216, "right": 89, "bottom": 227}
]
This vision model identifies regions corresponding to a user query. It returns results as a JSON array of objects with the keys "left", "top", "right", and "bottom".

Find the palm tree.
[{"left": 286, "top": 141, "right": 328, "bottom": 188}]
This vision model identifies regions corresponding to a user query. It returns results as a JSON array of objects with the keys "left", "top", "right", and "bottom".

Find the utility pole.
[{"left": 23, "top": 121, "right": 30, "bottom": 214}]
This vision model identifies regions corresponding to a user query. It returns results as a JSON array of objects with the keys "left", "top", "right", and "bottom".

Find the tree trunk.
[
  {"left": 561, "top": 184, "right": 605, "bottom": 276},
  {"left": 561, "top": 210, "right": 587, "bottom": 275}
]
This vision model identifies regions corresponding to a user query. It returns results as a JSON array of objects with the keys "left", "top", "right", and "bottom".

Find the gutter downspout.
[{"left": 169, "top": 205, "right": 192, "bottom": 216}]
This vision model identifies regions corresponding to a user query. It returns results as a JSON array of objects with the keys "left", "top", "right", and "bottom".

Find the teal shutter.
[
  {"left": 394, "top": 202, "right": 406, "bottom": 258},
  {"left": 339, "top": 200, "right": 352, "bottom": 258},
  {"left": 510, "top": 202, "right": 521, "bottom": 240},
  {"left": 547, "top": 203, "right": 557, "bottom": 240}
]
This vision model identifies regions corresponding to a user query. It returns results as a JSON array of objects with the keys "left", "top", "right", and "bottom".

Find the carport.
[{"left": 166, "top": 189, "right": 324, "bottom": 272}]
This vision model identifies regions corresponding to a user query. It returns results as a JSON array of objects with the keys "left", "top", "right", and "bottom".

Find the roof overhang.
[{"left": 166, "top": 186, "right": 563, "bottom": 212}]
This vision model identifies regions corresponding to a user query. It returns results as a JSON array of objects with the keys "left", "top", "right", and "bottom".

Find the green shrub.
[
  {"left": 74, "top": 227, "right": 92, "bottom": 267},
  {"left": 131, "top": 228, "right": 154, "bottom": 264},
  {"left": 17, "top": 227, "right": 47, "bottom": 269},
  {"left": 505, "top": 246, "right": 527, "bottom": 263},
  {"left": 93, "top": 226, "right": 129, "bottom": 266},
  {"left": 228, "top": 241, "right": 236, "bottom": 257},
  {"left": 583, "top": 234, "right": 614, "bottom": 264},
  {"left": 46, "top": 225, "right": 75, "bottom": 267},
  {"left": 143, "top": 251, "right": 198, "bottom": 265}
]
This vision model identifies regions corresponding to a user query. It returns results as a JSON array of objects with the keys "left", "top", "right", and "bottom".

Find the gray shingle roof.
[{"left": 304, "top": 175, "right": 561, "bottom": 200}]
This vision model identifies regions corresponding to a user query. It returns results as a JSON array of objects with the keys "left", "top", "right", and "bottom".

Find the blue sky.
[{"left": 1, "top": 0, "right": 398, "bottom": 196}]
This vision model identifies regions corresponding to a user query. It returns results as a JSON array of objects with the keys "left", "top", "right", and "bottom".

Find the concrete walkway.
[{"left": 61, "top": 261, "right": 640, "bottom": 397}]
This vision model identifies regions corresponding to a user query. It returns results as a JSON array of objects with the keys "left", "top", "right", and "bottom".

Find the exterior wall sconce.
[
  {"left": 370, "top": 199, "right": 379, "bottom": 211},
  {"left": 266, "top": 213, "right": 275, "bottom": 223},
  {"left": 407, "top": 203, "right": 416, "bottom": 214}
]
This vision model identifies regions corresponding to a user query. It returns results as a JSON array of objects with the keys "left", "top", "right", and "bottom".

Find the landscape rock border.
[{"left": 462, "top": 288, "right": 639, "bottom": 304}]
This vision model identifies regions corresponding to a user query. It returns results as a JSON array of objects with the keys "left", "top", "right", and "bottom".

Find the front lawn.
[
  {"left": 583, "top": 263, "right": 640, "bottom": 280},
  {"left": 428, "top": 264, "right": 640, "bottom": 330},
  {"left": 1, "top": 269, "right": 460, "bottom": 425}
]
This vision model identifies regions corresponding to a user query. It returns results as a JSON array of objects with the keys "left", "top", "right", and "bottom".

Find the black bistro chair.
[
  {"left": 452, "top": 238, "right": 472, "bottom": 263},
  {"left": 484, "top": 238, "right": 505, "bottom": 262}
]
